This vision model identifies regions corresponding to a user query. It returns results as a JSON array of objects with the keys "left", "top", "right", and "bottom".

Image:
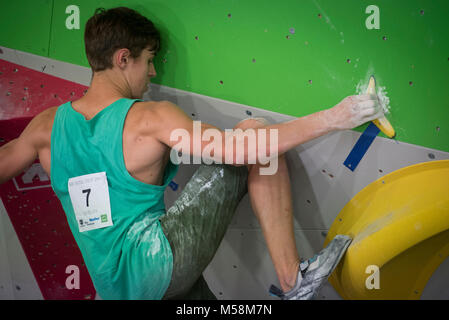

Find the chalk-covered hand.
[{"left": 325, "top": 94, "right": 384, "bottom": 130}]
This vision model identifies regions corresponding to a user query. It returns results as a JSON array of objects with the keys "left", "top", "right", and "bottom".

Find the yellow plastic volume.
[{"left": 325, "top": 160, "right": 449, "bottom": 299}]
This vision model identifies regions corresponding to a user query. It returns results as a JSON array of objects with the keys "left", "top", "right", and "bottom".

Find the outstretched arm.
[{"left": 148, "top": 94, "right": 382, "bottom": 165}]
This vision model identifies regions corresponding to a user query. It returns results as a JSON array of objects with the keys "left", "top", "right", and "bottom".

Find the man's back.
[
  {"left": 29, "top": 98, "right": 172, "bottom": 187},
  {"left": 49, "top": 97, "right": 179, "bottom": 299}
]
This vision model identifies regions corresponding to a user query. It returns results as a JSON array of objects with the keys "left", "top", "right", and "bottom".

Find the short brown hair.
[{"left": 84, "top": 7, "right": 160, "bottom": 72}]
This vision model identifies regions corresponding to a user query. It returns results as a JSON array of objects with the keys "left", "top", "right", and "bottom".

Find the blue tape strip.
[
  {"left": 168, "top": 181, "right": 178, "bottom": 191},
  {"left": 343, "top": 122, "right": 380, "bottom": 171}
]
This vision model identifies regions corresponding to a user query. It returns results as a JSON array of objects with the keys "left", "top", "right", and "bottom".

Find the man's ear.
[{"left": 114, "top": 48, "right": 131, "bottom": 69}]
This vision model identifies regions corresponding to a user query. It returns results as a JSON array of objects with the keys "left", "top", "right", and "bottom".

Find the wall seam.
[{"left": 46, "top": 0, "right": 55, "bottom": 58}]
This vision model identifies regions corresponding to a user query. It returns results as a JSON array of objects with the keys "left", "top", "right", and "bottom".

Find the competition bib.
[{"left": 68, "top": 172, "right": 113, "bottom": 232}]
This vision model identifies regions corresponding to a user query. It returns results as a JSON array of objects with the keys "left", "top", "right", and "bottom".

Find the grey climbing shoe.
[{"left": 269, "top": 234, "right": 352, "bottom": 300}]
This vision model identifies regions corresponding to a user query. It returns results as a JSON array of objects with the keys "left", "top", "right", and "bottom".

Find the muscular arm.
[
  {"left": 149, "top": 95, "right": 382, "bottom": 166},
  {"left": 0, "top": 109, "right": 52, "bottom": 184}
]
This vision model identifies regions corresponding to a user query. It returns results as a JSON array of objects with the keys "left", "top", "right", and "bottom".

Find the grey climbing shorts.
[{"left": 159, "top": 163, "right": 249, "bottom": 300}]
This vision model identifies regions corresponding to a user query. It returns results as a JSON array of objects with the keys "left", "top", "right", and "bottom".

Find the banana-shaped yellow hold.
[{"left": 366, "top": 76, "right": 396, "bottom": 138}]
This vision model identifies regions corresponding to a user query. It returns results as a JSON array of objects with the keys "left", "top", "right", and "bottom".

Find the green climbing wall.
[{"left": 1, "top": 0, "right": 448, "bottom": 151}]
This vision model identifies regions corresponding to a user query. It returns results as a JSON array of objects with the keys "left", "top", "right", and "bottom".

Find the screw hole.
[
  {"left": 428, "top": 153, "right": 435, "bottom": 159},
  {"left": 246, "top": 110, "right": 252, "bottom": 116},
  {"left": 382, "top": 36, "right": 387, "bottom": 41}
]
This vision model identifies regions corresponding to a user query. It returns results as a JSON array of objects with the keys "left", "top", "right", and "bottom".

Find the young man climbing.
[{"left": 0, "top": 7, "right": 384, "bottom": 300}]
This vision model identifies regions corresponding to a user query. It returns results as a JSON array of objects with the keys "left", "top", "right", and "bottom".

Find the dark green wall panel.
[
  {"left": 1, "top": 0, "right": 448, "bottom": 152},
  {"left": 0, "top": 0, "right": 53, "bottom": 56}
]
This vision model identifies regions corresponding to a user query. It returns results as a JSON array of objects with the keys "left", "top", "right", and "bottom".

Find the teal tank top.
[{"left": 50, "top": 98, "right": 179, "bottom": 299}]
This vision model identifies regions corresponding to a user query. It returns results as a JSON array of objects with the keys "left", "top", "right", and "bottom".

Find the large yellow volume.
[
  {"left": 366, "top": 76, "right": 396, "bottom": 138},
  {"left": 325, "top": 160, "right": 449, "bottom": 299}
]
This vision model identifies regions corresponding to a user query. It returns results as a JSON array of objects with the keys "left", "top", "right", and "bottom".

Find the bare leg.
[{"left": 234, "top": 119, "right": 300, "bottom": 292}]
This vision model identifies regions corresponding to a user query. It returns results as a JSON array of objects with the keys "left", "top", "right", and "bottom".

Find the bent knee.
[{"left": 234, "top": 117, "right": 272, "bottom": 130}]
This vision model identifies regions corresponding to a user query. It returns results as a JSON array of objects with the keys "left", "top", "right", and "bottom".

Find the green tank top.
[{"left": 50, "top": 98, "right": 179, "bottom": 299}]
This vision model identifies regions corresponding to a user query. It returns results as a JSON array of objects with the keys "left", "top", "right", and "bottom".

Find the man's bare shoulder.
[
  {"left": 135, "top": 100, "right": 184, "bottom": 116},
  {"left": 131, "top": 100, "right": 189, "bottom": 132},
  {"left": 12, "top": 106, "right": 59, "bottom": 152},
  {"left": 36, "top": 106, "right": 60, "bottom": 135}
]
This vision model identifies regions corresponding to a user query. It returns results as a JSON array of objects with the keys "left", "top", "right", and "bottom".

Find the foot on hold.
[{"left": 269, "top": 234, "right": 352, "bottom": 300}]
